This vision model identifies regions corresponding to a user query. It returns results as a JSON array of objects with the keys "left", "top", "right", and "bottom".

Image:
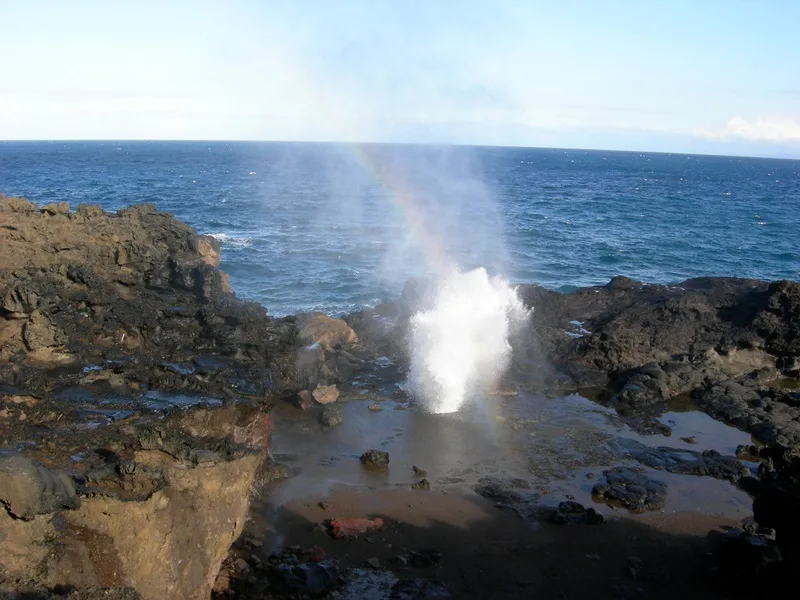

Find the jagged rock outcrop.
[
  {"left": 0, "top": 196, "right": 299, "bottom": 397},
  {"left": 0, "top": 399, "right": 272, "bottom": 600},
  {"left": 0, "top": 196, "right": 289, "bottom": 599}
]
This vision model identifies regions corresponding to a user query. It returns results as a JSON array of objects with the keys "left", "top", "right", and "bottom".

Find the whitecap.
[{"left": 207, "top": 232, "right": 253, "bottom": 247}]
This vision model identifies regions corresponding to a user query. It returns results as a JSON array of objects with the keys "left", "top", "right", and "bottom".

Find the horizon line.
[{"left": 1, "top": 138, "right": 799, "bottom": 162}]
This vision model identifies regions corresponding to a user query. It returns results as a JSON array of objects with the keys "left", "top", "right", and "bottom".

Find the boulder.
[
  {"left": 360, "top": 449, "right": 390, "bottom": 468},
  {"left": 312, "top": 383, "right": 339, "bottom": 405},
  {"left": 296, "top": 313, "right": 358, "bottom": 351},
  {"left": 0, "top": 455, "right": 80, "bottom": 520}
]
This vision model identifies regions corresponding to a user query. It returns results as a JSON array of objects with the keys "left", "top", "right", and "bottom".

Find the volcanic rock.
[
  {"left": 326, "top": 517, "right": 385, "bottom": 539},
  {"left": 320, "top": 404, "right": 344, "bottom": 427},
  {"left": 313, "top": 383, "right": 339, "bottom": 404},
  {"left": 592, "top": 467, "right": 668, "bottom": 512},
  {"left": 0, "top": 455, "right": 79, "bottom": 519},
  {"left": 360, "top": 449, "right": 390, "bottom": 467},
  {"left": 551, "top": 501, "right": 606, "bottom": 525}
]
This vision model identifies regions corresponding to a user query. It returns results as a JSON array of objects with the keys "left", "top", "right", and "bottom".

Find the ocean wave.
[{"left": 207, "top": 232, "right": 253, "bottom": 247}]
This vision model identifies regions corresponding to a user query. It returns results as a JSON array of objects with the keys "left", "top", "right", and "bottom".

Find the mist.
[{"left": 291, "top": 142, "right": 529, "bottom": 413}]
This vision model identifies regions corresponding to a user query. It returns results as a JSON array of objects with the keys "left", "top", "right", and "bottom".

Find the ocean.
[{"left": 1, "top": 141, "right": 798, "bottom": 317}]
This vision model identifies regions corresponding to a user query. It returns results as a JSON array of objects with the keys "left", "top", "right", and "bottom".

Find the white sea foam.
[
  {"left": 408, "top": 267, "right": 529, "bottom": 414},
  {"left": 208, "top": 232, "right": 253, "bottom": 247}
]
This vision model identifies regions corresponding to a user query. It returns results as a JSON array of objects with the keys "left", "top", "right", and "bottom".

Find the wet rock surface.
[
  {"left": 320, "top": 404, "right": 344, "bottom": 427},
  {"left": 361, "top": 449, "right": 390, "bottom": 468},
  {"left": 592, "top": 467, "right": 668, "bottom": 512},
  {"left": 551, "top": 501, "right": 606, "bottom": 525}
]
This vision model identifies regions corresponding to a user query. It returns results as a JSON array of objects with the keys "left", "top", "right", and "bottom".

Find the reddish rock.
[
  {"left": 326, "top": 517, "right": 385, "bottom": 539},
  {"left": 295, "top": 390, "right": 313, "bottom": 411}
]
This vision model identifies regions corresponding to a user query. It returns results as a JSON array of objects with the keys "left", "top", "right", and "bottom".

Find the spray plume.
[{"left": 408, "top": 268, "right": 528, "bottom": 414}]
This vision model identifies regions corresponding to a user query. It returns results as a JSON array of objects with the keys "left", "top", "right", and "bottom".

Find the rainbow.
[{"left": 349, "top": 143, "right": 453, "bottom": 276}]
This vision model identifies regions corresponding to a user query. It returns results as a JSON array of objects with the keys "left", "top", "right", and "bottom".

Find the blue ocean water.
[{"left": 1, "top": 141, "right": 798, "bottom": 316}]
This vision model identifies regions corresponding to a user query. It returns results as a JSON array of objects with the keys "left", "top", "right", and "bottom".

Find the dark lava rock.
[
  {"left": 320, "top": 404, "right": 344, "bottom": 427},
  {"left": 551, "top": 501, "right": 606, "bottom": 525},
  {"left": 360, "top": 449, "right": 390, "bottom": 467},
  {"left": 738, "top": 444, "right": 800, "bottom": 581},
  {"left": 713, "top": 518, "right": 783, "bottom": 593},
  {"left": 0, "top": 455, "right": 80, "bottom": 519},
  {"left": 0, "top": 197, "right": 315, "bottom": 398},
  {"left": 695, "top": 378, "right": 800, "bottom": 446},
  {"left": 409, "top": 549, "right": 442, "bottom": 568},
  {"left": 592, "top": 467, "right": 667, "bottom": 513},
  {"left": 412, "top": 478, "right": 431, "bottom": 490},
  {"left": 474, "top": 476, "right": 536, "bottom": 507},
  {"left": 607, "top": 373, "right": 672, "bottom": 436},
  {"left": 474, "top": 477, "right": 524, "bottom": 504},
  {"left": 391, "top": 577, "right": 450, "bottom": 599},
  {"left": 611, "top": 437, "right": 751, "bottom": 482},
  {"left": 278, "top": 560, "right": 338, "bottom": 596}
]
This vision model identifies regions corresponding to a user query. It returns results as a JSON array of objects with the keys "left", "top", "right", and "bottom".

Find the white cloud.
[{"left": 695, "top": 116, "right": 800, "bottom": 142}]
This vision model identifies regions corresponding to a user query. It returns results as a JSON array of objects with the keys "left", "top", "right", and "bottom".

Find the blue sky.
[{"left": 1, "top": 0, "right": 798, "bottom": 157}]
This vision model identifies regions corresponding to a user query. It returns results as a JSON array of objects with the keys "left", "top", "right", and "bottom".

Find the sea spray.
[{"left": 409, "top": 267, "right": 528, "bottom": 414}]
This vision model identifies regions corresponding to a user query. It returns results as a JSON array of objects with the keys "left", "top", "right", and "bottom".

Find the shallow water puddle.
[{"left": 262, "top": 391, "right": 755, "bottom": 526}]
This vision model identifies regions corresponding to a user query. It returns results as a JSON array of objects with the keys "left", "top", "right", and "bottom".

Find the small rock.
[
  {"left": 360, "top": 449, "right": 390, "bottom": 467},
  {"left": 366, "top": 557, "right": 381, "bottom": 569},
  {"left": 326, "top": 517, "right": 385, "bottom": 539},
  {"left": 0, "top": 455, "right": 80, "bottom": 519},
  {"left": 680, "top": 436, "right": 697, "bottom": 444},
  {"left": 318, "top": 500, "right": 331, "bottom": 510},
  {"left": 551, "top": 501, "right": 606, "bottom": 525},
  {"left": 320, "top": 404, "right": 344, "bottom": 427},
  {"left": 368, "top": 402, "right": 383, "bottom": 411},
  {"left": 233, "top": 557, "right": 251, "bottom": 575},
  {"left": 592, "top": 467, "right": 667, "bottom": 513},
  {"left": 279, "top": 560, "right": 338, "bottom": 596},
  {"left": 248, "top": 555, "right": 262, "bottom": 567},
  {"left": 412, "top": 465, "right": 427, "bottom": 477},
  {"left": 409, "top": 549, "right": 441, "bottom": 568},
  {"left": 294, "top": 390, "right": 313, "bottom": 411},
  {"left": 412, "top": 479, "right": 431, "bottom": 490},
  {"left": 313, "top": 384, "right": 340, "bottom": 405}
]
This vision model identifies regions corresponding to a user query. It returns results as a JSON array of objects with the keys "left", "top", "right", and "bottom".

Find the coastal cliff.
[
  {"left": 1, "top": 194, "right": 798, "bottom": 598},
  {"left": 0, "top": 196, "right": 296, "bottom": 599}
]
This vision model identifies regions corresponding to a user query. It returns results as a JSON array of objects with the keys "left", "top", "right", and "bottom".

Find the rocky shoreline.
[{"left": 1, "top": 195, "right": 798, "bottom": 598}]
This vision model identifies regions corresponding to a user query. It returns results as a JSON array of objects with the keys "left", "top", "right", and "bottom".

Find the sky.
[{"left": 1, "top": 0, "right": 799, "bottom": 157}]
